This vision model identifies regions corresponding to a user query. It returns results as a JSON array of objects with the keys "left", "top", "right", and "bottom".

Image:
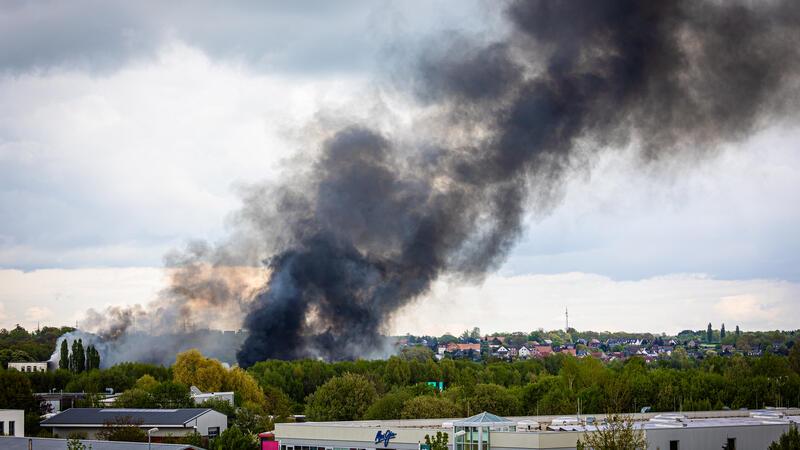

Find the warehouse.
[{"left": 274, "top": 409, "right": 800, "bottom": 450}]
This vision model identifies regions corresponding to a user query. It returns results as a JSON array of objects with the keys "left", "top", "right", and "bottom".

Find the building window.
[
  {"left": 669, "top": 440, "right": 679, "bottom": 450},
  {"left": 8, "top": 421, "right": 14, "bottom": 436},
  {"left": 0, "top": 421, "right": 4, "bottom": 435},
  {"left": 725, "top": 438, "right": 736, "bottom": 450},
  {"left": 208, "top": 427, "right": 220, "bottom": 438}
]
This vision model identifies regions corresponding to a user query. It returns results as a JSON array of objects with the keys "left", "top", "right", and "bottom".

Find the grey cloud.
[{"left": 0, "top": 0, "right": 487, "bottom": 74}]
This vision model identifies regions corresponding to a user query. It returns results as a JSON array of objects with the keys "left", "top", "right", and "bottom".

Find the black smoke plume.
[{"left": 235, "top": 0, "right": 800, "bottom": 366}]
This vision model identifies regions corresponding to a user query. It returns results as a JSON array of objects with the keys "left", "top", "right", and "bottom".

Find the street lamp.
[{"left": 148, "top": 427, "right": 159, "bottom": 450}]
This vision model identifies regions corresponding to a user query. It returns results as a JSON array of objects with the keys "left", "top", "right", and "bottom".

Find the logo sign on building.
[{"left": 375, "top": 430, "right": 397, "bottom": 447}]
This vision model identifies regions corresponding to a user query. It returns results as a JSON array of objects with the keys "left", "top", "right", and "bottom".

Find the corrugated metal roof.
[{"left": 40, "top": 408, "right": 212, "bottom": 427}]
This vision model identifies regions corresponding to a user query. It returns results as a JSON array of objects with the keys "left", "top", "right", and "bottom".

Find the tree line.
[
  {"left": 59, "top": 338, "right": 100, "bottom": 372},
  {"left": 247, "top": 344, "right": 800, "bottom": 421}
]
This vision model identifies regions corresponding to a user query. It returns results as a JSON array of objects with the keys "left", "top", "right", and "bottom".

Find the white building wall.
[
  {"left": 192, "top": 410, "right": 228, "bottom": 437},
  {"left": 191, "top": 392, "right": 235, "bottom": 406},
  {"left": 645, "top": 423, "right": 789, "bottom": 450},
  {"left": 0, "top": 410, "right": 25, "bottom": 437},
  {"left": 8, "top": 362, "right": 49, "bottom": 372}
]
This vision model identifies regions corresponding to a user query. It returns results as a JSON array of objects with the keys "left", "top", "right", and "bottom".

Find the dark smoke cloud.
[{"left": 235, "top": 0, "right": 800, "bottom": 365}]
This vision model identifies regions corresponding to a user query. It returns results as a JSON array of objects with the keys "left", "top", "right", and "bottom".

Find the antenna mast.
[{"left": 565, "top": 306, "right": 569, "bottom": 332}]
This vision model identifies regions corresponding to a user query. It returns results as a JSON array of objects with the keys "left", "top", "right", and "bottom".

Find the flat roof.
[{"left": 277, "top": 409, "right": 800, "bottom": 432}]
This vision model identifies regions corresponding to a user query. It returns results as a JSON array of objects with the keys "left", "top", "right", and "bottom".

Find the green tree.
[
  {"left": 86, "top": 345, "right": 101, "bottom": 371},
  {"left": 720, "top": 324, "right": 726, "bottom": 340},
  {"left": 365, "top": 389, "right": 415, "bottom": 420},
  {"left": 735, "top": 325, "right": 741, "bottom": 337},
  {"left": 212, "top": 425, "right": 257, "bottom": 450},
  {"left": 425, "top": 431, "right": 450, "bottom": 450},
  {"left": 262, "top": 385, "right": 292, "bottom": 419},
  {"left": 768, "top": 425, "right": 800, "bottom": 450},
  {"left": 305, "top": 373, "right": 377, "bottom": 421},
  {"left": 707, "top": 323, "right": 713, "bottom": 343},
  {"left": 60, "top": 340, "right": 70, "bottom": 371},
  {"left": 383, "top": 356, "right": 411, "bottom": 387},
  {"left": 0, "top": 369, "right": 39, "bottom": 411},
  {"left": 134, "top": 374, "right": 160, "bottom": 392},
  {"left": 453, "top": 384, "right": 519, "bottom": 416},
  {"left": 469, "top": 327, "right": 481, "bottom": 340},
  {"left": 234, "top": 403, "right": 275, "bottom": 434},
  {"left": 789, "top": 339, "right": 800, "bottom": 375},
  {"left": 576, "top": 415, "right": 647, "bottom": 450},
  {"left": 401, "top": 396, "right": 460, "bottom": 419},
  {"left": 115, "top": 388, "right": 153, "bottom": 408},
  {"left": 70, "top": 339, "right": 85, "bottom": 373},
  {"left": 150, "top": 381, "right": 193, "bottom": 408}
]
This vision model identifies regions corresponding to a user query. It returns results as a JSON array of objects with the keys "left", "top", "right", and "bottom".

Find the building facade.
[
  {"left": 8, "top": 361, "right": 50, "bottom": 372},
  {"left": 0, "top": 410, "right": 24, "bottom": 437},
  {"left": 274, "top": 410, "right": 800, "bottom": 450}
]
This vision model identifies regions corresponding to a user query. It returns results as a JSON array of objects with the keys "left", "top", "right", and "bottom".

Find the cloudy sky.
[{"left": 1, "top": 1, "right": 799, "bottom": 336}]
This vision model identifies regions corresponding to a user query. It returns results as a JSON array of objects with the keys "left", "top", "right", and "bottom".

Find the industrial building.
[
  {"left": 40, "top": 408, "right": 227, "bottom": 439},
  {"left": 274, "top": 409, "right": 800, "bottom": 450}
]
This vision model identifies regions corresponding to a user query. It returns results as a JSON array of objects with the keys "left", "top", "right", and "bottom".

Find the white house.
[
  {"left": 8, "top": 361, "right": 50, "bottom": 372},
  {"left": 518, "top": 346, "right": 531, "bottom": 359},
  {"left": 0, "top": 410, "right": 24, "bottom": 437}
]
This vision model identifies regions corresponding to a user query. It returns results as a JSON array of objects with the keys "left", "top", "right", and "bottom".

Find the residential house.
[
  {"left": 495, "top": 346, "right": 509, "bottom": 358},
  {"left": 533, "top": 345, "right": 553, "bottom": 358}
]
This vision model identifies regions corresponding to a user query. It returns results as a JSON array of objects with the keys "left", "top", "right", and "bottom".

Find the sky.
[{"left": 1, "top": 1, "right": 799, "bottom": 336}]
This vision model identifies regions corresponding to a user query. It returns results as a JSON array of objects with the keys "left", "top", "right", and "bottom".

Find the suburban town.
[{"left": 400, "top": 323, "right": 790, "bottom": 364}]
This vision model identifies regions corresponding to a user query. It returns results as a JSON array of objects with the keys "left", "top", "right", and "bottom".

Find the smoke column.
[
  {"left": 73, "top": 0, "right": 800, "bottom": 366},
  {"left": 233, "top": 0, "right": 800, "bottom": 366}
]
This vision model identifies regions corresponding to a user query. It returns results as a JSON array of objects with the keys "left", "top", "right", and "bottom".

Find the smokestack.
[{"left": 234, "top": 0, "right": 800, "bottom": 365}]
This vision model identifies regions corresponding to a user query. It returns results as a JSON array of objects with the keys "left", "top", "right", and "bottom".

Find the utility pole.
[{"left": 565, "top": 306, "right": 569, "bottom": 332}]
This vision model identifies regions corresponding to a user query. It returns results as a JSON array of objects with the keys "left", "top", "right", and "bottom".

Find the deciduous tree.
[
  {"left": 305, "top": 373, "right": 377, "bottom": 421},
  {"left": 400, "top": 396, "right": 460, "bottom": 419},
  {"left": 575, "top": 415, "right": 647, "bottom": 450},
  {"left": 211, "top": 425, "right": 256, "bottom": 450},
  {"left": 173, "top": 349, "right": 226, "bottom": 392}
]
